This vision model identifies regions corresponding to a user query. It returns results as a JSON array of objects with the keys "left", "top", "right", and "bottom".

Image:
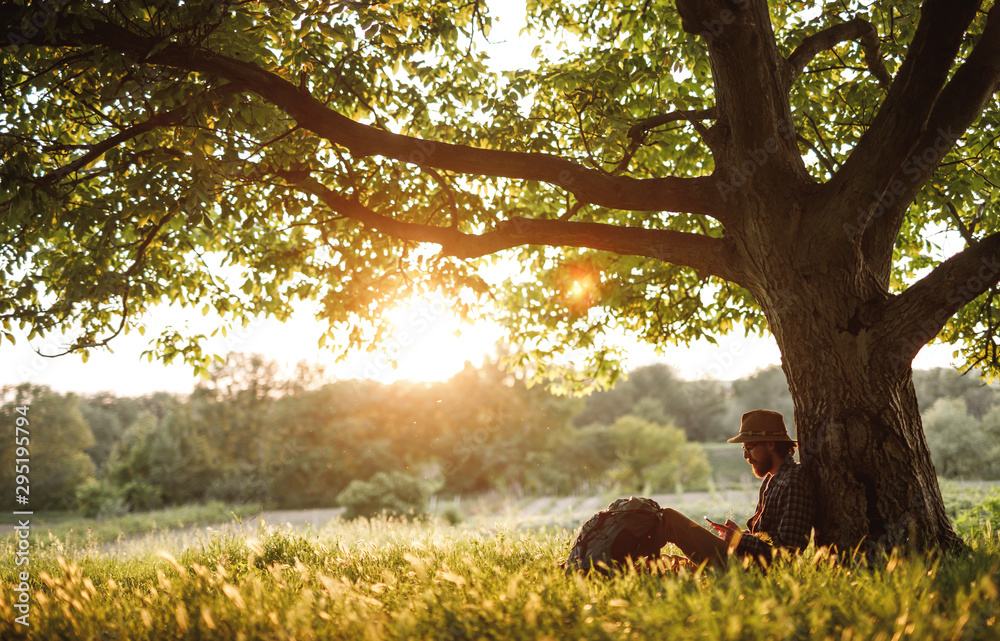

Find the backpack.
[{"left": 563, "top": 496, "right": 668, "bottom": 573}]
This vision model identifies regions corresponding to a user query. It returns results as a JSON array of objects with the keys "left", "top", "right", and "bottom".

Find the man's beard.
[{"left": 749, "top": 454, "right": 771, "bottom": 478}]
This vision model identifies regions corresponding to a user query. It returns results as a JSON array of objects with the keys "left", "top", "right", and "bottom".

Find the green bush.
[
  {"left": 922, "top": 398, "right": 1000, "bottom": 479},
  {"left": 335, "top": 471, "right": 436, "bottom": 520},
  {"left": 955, "top": 488, "right": 1000, "bottom": 533},
  {"left": 440, "top": 505, "right": 464, "bottom": 525},
  {"left": 605, "top": 415, "right": 711, "bottom": 494},
  {"left": 76, "top": 478, "right": 164, "bottom": 517},
  {"left": 121, "top": 481, "right": 165, "bottom": 512},
  {"left": 75, "top": 478, "right": 128, "bottom": 518}
]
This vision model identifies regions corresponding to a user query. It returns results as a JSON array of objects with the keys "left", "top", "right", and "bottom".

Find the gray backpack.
[{"left": 564, "top": 496, "right": 668, "bottom": 573}]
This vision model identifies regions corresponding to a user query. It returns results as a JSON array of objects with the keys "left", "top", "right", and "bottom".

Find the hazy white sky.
[
  {"left": 0, "top": 1, "right": 961, "bottom": 396},
  {"left": 0, "top": 291, "right": 957, "bottom": 397}
]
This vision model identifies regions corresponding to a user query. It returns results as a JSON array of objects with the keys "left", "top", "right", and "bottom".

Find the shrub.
[
  {"left": 76, "top": 478, "right": 166, "bottom": 517},
  {"left": 440, "top": 505, "right": 464, "bottom": 525},
  {"left": 605, "top": 415, "right": 712, "bottom": 494},
  {"left": 75, "top": 478, "right": 128, "bottom": 518},
  {"left": 955, "top": 488, "right": 1000, "bottom": 533},
  {"left": 335, "top": 471, "right": 436, "bottom": 520},
  {"left": 922, "top": 398, "right": 996, "bottom": 478},
  {"left": 121, "top": 481, "right": 165, "bottom": 512}
]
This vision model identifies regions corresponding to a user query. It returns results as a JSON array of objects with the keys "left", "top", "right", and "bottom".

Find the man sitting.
[{"left": 657, "top": 409, "right": 816, "bottom": 568}]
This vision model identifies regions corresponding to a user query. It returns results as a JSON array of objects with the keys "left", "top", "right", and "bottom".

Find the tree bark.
[
  {"left": 735, "top": 196, "right": 966, "bottom": 554},
  {"left": 676, "top": 0, "right": 989, "bottom": 555},
  {"left": 776, "top": 315, "right": 962, "bottom": 554}
]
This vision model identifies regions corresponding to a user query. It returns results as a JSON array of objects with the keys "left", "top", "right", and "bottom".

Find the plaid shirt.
[{"left": 735, "top": 455, "right": 815, "bottom": 561}]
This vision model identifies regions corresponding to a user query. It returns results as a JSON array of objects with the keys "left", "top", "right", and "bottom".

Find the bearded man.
[{"left": 656, "top": 409, "right": 816, "bottom": 569}]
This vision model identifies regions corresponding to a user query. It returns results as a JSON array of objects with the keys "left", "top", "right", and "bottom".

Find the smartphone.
[{"left": 704, "top": 516, "right": 729, "bottom": 539}]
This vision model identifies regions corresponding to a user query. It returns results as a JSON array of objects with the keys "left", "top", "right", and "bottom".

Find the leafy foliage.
[
  {"left": 575, "top": 364, "right": 732, "bottom": 441},
  {"left": 601, "top": 415, "right": 711, "bottom": 494},
  {"left": 923, "top": 398, "right": 1000, "bottom": 479},
  {"left": 1, "top": 0, "right": 997, "bottom": 384},
  {"left": 954, "top": 488, "right": 1000, "bottom": 533}
]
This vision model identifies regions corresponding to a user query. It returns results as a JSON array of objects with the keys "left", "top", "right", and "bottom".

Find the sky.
[{"left": 0, "top": 1, "right": 962, "bottom": 397}]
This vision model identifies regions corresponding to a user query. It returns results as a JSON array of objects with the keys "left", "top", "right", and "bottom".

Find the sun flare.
[{"left": 350, "top": 294, "right": 503, "bottom": 383}]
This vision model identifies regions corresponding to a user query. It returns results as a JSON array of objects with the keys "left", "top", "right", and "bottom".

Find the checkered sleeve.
[
  {"left": 770, "top": 465, "right": 815, "bottom": 551},
  {"left": 735, "top": 528, "right": 773, "bottom": 559},
  {"left": 736, "top": 464, "right": 815, "bottom": 560}
]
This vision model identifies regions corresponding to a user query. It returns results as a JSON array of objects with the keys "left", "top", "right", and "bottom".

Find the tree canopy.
[{"left": 2, "top": 0, "right": 992, "bottom": 382}]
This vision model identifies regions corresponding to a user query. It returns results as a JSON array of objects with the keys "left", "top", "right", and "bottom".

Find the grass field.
[
  {"left": 2, "top": 493, "right": 1000, "bottom": 640},
  {"left": 0, "top": 502, "right": 263, "bottom": 549}
]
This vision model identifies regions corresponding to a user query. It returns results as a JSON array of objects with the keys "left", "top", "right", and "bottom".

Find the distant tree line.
[{"left": 1, "top": 357, "right": 997, "bottom": 515}]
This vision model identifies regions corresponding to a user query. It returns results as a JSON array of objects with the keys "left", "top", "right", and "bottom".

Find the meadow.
[{"left": 2, "top": 490, "right": 1000, "bottom": 641}]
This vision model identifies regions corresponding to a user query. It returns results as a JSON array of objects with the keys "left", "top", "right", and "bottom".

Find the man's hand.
[
  {"left": 706, "top": 517, "right": 740, "bottom": 538},
  {"left": 719, "top": 519, "right": 743, "bottom": 553}
]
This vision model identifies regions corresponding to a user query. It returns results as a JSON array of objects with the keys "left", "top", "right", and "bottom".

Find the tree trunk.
[{"left": 754, "top": 253, "right": 964, "bottom": 554}]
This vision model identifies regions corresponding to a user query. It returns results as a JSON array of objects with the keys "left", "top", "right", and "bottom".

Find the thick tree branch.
[
  {"left": 675, "top": 0, "right": 805, "bottom": 178},
  {"left": 860, "top": 2, "right": 1000, "bottom": 276},
  {"left": 877, "top": 230, "right": 1000, "bottom": 367},
  {"left": 45, "top": 19, "right": 725, "bottom": 220},
  {"left": 281, "top": 172, "right": 743, "bottom": 284},
  {"left": 830, "top": 0, "right": 981, "bottom": 221},
  {"left": 785, "top": 17, "right": 891, "bottom": 89}
]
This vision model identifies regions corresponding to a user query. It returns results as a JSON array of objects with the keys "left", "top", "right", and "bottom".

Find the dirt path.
[
  {"left": 0, "top": 507, "right": 346, "bottom": 538},
  {"left": 238, "top": 507, "right": 347, "bottom": 531}
]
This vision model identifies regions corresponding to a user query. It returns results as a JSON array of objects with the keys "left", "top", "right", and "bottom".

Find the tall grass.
[{"left": 2, "top": 513, "right": 999, "bottom": 640}]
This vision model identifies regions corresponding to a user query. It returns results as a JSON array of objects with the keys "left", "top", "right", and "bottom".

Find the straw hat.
[{"left": 726, "top": 409, "right": 795, "bottom": 443}]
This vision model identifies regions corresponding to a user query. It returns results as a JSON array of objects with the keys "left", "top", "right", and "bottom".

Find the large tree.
[{"left": 2, "top": 0, "right": 998, "bottom": 552}]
